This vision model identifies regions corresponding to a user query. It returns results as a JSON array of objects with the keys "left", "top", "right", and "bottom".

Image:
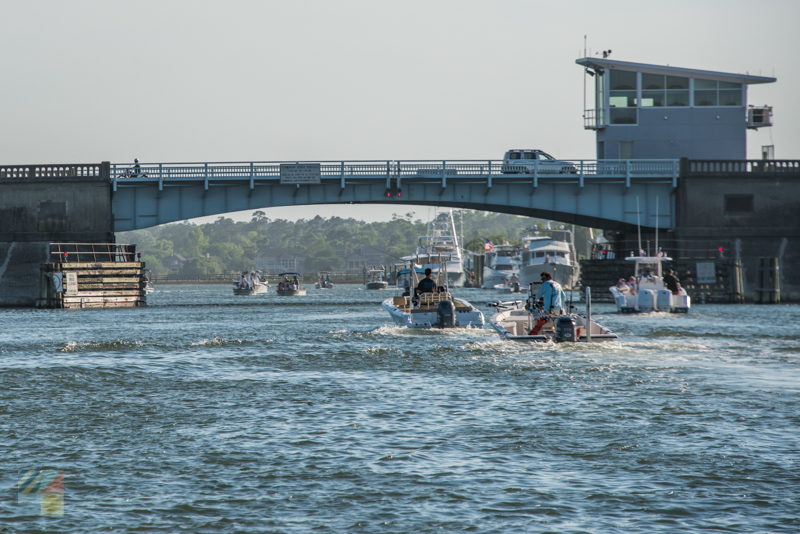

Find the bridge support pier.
[{"left": 0, "top": 163, "right": 113, "bottom": 307}]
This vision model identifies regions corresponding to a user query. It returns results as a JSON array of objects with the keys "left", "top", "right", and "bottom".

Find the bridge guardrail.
[{"left": 111, "top": 159, "right": 680, "bottom": 185}]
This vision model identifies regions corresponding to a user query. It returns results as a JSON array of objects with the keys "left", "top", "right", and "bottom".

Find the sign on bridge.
[{"left": 280, "top": 163, "right": 321, "bottom": 185}]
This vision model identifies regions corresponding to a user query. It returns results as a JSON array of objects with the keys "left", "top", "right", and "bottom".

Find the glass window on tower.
[{"left": 694, "top": 78, "right": 718, "bottom": 106}]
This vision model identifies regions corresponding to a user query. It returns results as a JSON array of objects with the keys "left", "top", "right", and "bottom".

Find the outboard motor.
[
  {"left": 436, "top": 300, "right": 457, "bottom": 328},
  {"left": 637, "top": 289, "right": 657, "bottom": 312},
  {"left": 555, "top": 316, "right": 576, "bottom": 342},
  {"left": 657, "top": 289, "right": 673, "bottom": 312}
]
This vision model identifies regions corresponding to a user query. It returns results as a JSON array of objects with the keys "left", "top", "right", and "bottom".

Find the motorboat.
[
  {"left": 365, "top": 268, "right": 388, "bottom": 290},
  {"left": 382, "top": 255, "right": 484, "bottom": 328},
  {"left": 489, "top": 287, "right": 617, "bottom": 342},
  {"left": 518, "top": 226, "right": 579, "bottom": 289},
  {"left": 403, "top": 210, "right": 466, "bottom": 287},
  {"left": 315, "top": 272, "right": 334, "bottom": 289},
  {"left": 276, "top": 272, "right": 307, "bottom": 296},
  {"left": 492, "top": 278, "right": 523, "bottom": 293},
  {"left": 609, "top": 256, "right": 690, "bottom": 313},
  {"left": 482, "top": 244, "right": 521, "bottom": 289},
  {"left": 233, "top": 270, "right": 268, "bottom": 295},
  {"left": 143, "top": 269, "right": 155, "bottom": 295}
]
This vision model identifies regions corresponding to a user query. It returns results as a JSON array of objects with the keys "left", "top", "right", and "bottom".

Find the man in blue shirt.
[{"left": 535, "top": 271, "right": 566, "bottom": 314}]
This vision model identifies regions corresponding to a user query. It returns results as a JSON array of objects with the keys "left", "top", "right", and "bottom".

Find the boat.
[
  {"left": 482, "top": 244, "right": 522, "bottom": 289},
  {"left": 403, "top": 210, "right": 466, "bottom": 287},
  {"left": 517, "top": 226, "right": 580, "bottom": 289},
  {"left": 143, "top": 269, "right": 155, "bottom": 294},
  {"left": 609, "top": 256, "right": 691, "bottom": 313},
  {"left": 233, "top": 270, "right": 268, "bottom": 295},
  {"left": 382, "top": 255, "right": 484, "bottom": 328},
  {"left": 276, "top": 272, "right": 307, "bottom": 296},
  {"left": 489, "top": 287, "right": 617, "bottom": 342},
  {"left": 365, "top": 267, "right": 388, "bottom": 290},
  {"left": 315, "top": 272, "right": 334, "bottom": 289}
]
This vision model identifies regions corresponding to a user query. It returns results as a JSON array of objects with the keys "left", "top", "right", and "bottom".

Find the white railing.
[{"left": 110, "top": 159, "right": 679, "bottom": 184}]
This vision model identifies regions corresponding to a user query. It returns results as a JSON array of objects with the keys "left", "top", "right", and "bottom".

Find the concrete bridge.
[
  {"left": 109, "top": 159, "right": 679, "bottom": 233},
  {"left": 1, "top": 158, "right": 799, "bottom": 305}
]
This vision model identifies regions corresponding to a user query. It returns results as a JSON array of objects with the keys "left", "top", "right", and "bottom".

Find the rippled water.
[{"left": 2, "top": 285, "right": 798, "bottom": 533}]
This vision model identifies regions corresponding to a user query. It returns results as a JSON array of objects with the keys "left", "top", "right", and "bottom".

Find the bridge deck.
[{"left": 111, "top": 159, "right": 679, "bottom": 190}]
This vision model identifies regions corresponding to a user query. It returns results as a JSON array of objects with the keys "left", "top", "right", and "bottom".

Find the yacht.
[
  {"left": 518, "top": 226, "right": 579, "bottom": 289},
  {"left": 403, "top": 210, "right": 466, "bottom": 287},
  {"left": 482, "top": 244, "right": 521, "bottom": 289}
]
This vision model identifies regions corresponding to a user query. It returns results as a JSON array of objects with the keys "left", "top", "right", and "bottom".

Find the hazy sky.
[{"left": 2, "top": 0, "right": 797, "bottom": 222}]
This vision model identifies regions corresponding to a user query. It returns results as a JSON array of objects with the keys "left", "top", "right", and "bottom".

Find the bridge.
[
  {"left": 2, "top": 157, "right": 798, "bottom": 306},
  {"left": 109, "top": 158, "right": 680, "bottom": 232}
]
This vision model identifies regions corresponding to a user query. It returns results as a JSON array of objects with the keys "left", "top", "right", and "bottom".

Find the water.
[{"left": 2, "top": 285, "right": 798, "bottom": 533}]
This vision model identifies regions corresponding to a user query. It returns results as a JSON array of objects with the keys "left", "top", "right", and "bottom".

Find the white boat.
[
  {"left": 276, "top": 272, "right": 307, "bottom": 296},
  {"left": 143, "top": 269, "right": 155, "bottom": 294},
  {"left": 489, "top": 288, "right": 617, "bottom": 342},
  {"left": 609, "top": 256, "right": 690, "bottom": 313},
  {"left": 365, "top": 268, "right": 388, "bottom": 290},
  {"left": 382, "top": 256, "right": 484, "bottom": 328},
  {"left": 233, "top": 270, "right": 268, "bottom": 295},
  {"left": 315, "top": 272, "right": 334, "bottom": 289},
  {"left": 518, "top": 226, "right": 579, "bottom": 289},
  {"left": 403, "top": 210, "right": 466, "bottom": 287},
  {"left": 482, "top": 244, "right": 521, "bottom": 289}
]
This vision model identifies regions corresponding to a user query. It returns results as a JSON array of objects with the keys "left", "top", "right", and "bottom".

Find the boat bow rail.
[{"left": 111, "top": 159, "right": 679, "bottom": 190}]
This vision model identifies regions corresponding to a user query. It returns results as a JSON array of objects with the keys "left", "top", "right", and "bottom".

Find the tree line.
[{"left": 117, "top": 210, "right": 592, "bottom": 277}]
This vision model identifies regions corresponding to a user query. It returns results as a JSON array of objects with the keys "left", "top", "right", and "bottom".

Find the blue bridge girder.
[{"left": 111, "top": 159, "right": 680, "bottom": 232}]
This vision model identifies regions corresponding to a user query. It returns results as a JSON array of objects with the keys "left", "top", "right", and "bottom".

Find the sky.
[{"left": 2, "top": 0, "right": 797, "bottom": 222}]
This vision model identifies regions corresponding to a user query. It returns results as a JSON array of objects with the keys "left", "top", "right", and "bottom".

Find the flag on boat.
[{"left": 484, "top": 240, "right": 494, "bottom": 252}]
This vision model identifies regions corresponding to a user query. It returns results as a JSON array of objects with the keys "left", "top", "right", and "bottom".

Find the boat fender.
[
  {"left": 436, "top": 300, "right": 456, "bottom": 328},
  {"left": 555, "top": 316, "right": 576, "bottom": 343}
]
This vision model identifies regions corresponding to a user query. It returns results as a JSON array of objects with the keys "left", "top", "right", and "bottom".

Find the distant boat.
[
  {"left": 315, "top": 271, "right": 334, "bottom": 289},
  {"left": 518, "top": 226, "right": 579, "bottom": 289},
  {"left": 365, "top": 268, "right": 388, "bottom": 290},
  {"left": 276, "top": 272, "right": 307, "bottom": 296},
  {"left": 143, "top": 269, "right": 155, "bottom": 294},
  {"left": 233, "top": 270, "right": 268, "bottom": 295},
  {"left": 482, "top": 244, "right": 521, "bottom": 289},
  {"left": 609, "top": 256, "right": 690, "bottom": 313}
]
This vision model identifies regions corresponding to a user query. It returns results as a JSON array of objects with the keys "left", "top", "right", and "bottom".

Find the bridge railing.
[{"left": 110, "top": 159, "right": 679, "bottom": 184}]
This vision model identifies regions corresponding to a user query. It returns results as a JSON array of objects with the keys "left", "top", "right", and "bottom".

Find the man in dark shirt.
[
  {"left": 416, "top": 268, "right": 436, "bottom": 295},
  {"left": 663, "top": 269, "right": 681, "bottom": 294}
]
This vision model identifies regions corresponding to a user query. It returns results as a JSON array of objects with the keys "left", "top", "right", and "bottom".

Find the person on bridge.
[{"left": 133, "top": 158, "right": 141, "bottom": 176}]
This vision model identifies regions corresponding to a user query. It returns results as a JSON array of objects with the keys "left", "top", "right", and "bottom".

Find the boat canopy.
[{"left": 278, "top": 272, "right": 303, "bottom": 277}]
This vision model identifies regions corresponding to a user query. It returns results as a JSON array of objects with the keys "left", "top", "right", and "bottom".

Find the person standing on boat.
[
  {"left": 535, "top": 272, "right": 566, "bottom": 314},
  {"left": 416, "top": 268, "right": 436, "bottom": 295},
  {"left": 663, "top": 269, "right": 681, "bottom": 294}
]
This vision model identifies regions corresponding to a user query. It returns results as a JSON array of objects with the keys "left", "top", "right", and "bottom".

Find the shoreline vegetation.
[{"left": 118, "top": 210, "right": 593, "bottom": 280}]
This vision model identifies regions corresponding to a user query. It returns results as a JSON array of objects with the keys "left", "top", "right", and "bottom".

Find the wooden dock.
[{"left": 37, "top": 244, "right": 147, "bottom": 309}]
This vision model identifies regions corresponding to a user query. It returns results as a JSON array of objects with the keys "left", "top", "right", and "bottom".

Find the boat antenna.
[
  {"left": 583, "top": 35, "right": 587, "bottom": 122},
  {"left": 636, "top": 196, "right": 642, "bottom": 255},
  {"left": 655, "top": 195, "right": 659, "bottom": 257}
]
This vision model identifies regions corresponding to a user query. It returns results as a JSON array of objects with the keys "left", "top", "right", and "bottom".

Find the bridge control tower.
[{"left": 576, "top": 57, "right": 775, "bottom": 160}]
